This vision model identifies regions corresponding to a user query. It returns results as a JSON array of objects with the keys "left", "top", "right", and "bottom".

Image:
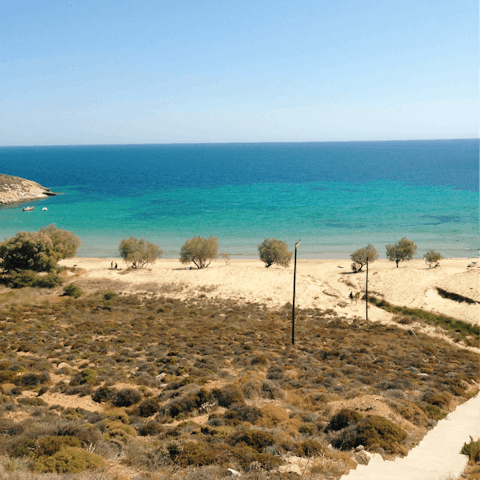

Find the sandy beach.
[{"left": 59, "top": 257, "right": 479, "bottom": 327}]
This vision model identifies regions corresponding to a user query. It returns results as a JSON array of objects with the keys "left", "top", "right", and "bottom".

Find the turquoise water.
[{"left": 0, "top": 141, "right": 478, "bottom": 258}]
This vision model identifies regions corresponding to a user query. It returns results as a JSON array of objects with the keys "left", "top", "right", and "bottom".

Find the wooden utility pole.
[
  {"left": 366, "top": 257, "right": 369, "bottom": 321},
  {"left": 292, "top": 240, "right": 301, "bottom": 345}
]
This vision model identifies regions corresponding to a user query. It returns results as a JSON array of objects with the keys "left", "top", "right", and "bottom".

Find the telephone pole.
[
  {"left": 292, "top": 240, "right": 301, "bottom": 345},
  {"left": 366, "top": 257, "right": 369, "bottom": 321}
]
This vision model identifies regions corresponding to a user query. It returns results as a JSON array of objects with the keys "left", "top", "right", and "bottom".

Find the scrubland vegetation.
[
  {"left": 0, "top": 288, "right": 478, "bottom": 479},
  {"left": 366, "top": 295, "right": 479, "bottom": 345}
]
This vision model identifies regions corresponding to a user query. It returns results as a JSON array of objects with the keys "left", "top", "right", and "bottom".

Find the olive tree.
[
  {"left": 40, "top": 224, "right": 82, "bottom": 260},
  {"left": 119, "top": 237, "right": 163, "bottom": 268},
  {"left": 423, "top": 249, "right": 443, "bottom": 268},
  {"left": 386, "top": 237, "right": 417, "bottom": 267},
  {"left": 258, "top": 238, "right": 292, "bottom": 268},
  {"left": 180, "top": 236, "right": 218, "bottom": 269},
  {"left": 0, "top": 225, "right": 81, "bottom": 273},
  {"left": 350, "top": 244, "right": 379, "bottom": 272}
]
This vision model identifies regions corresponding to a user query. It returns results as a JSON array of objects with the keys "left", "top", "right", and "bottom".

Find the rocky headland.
[{"left": 0, "top": 174, "right": 58, "bottom": 205}]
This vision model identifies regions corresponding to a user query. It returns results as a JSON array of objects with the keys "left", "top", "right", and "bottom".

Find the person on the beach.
[
  {"left": 111, "top": 261, "right": 113, "bottom": 269},
  {"left": 349, "top": 292, "right": 354, "bottom": 303},
  {"left": 115, "top": 263, "right": 118, "bottom": 269}
]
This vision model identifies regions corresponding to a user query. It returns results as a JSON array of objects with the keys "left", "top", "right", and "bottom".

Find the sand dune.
[{"left": 60, "top": 257, "right": 478, "bottom": 327}]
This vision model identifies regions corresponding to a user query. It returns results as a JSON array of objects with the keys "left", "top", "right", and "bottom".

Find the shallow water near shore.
[{"left": 0, "top": 140, "right": 478, "bottom": 258}]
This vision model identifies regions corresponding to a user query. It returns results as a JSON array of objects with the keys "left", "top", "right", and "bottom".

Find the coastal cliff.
[{"left": 0, "top": 174, "right": 58, "bottom": 205}]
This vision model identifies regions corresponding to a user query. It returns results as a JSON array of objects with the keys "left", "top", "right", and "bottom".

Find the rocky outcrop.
[{"left": 0, "top": 174, "right": 59, "bottom": 205}]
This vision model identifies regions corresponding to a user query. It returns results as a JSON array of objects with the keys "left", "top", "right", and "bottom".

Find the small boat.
[
  {"left": 42, "top": 207, "right": 48, "bottom": 211},
  {"left": 22, "top": 206, "right": 34, "bottom": 211}
]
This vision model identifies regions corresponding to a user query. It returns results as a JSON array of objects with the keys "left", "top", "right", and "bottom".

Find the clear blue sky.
[{"left": 1, "top": 0, "right": 477, "bottom": 145}]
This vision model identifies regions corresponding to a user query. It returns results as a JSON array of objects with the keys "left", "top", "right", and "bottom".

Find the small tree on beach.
[
  {"left": 258, "top": 238, "right": 292, "bottom": 268},
  {"left": 386, "top": 237, "right": 417, "bottom": 267},
  {"left": 119, "top": 237, "right": 162, "bottom": 269},
  {"left": 0, "top": 225, "right": 81, "bottom": 273},
  {"left": 180, "top": 236, "right": 218, "bottom": 269},
  {"left": 423, "top": 249, "right": 443, "bottom": 268},
  {"left": 40, "top": 224, "right": 82, "bottom": 260},
  {"left": 350, "top": 244, "right": 379, "bottom": 272}
]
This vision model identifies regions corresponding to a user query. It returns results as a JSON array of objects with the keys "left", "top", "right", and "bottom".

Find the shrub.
[
  {"left": 424, "top": 392, "right": 452, "bottom": 409},
  {"left": 36, "top": 435, "right": 81, "bottom": 457},
  {"left": 333, "top": 415, "right": 407, "bottom": 454},
  {"left": 103, "top": 291, "right": 118, "bottom": 300},
  {"left": 180, "top": 236, "right": 219, "bottom": 269},
  {"left": 223, "top": 404, "right": 261, "bottom": 425},
  {"left": 4, "top": 269, "right": 63, "bottom": 289},
  {"left": 34, "top": 446, "right": 105, "bottom": 473},
  {"left": 423, "top": 249, "right": 443, "bottom": 268},
  {"left": 138, "top": 397, "right": 161, "bottom": 417},
  {"left": 251, "top": 355, "right": 268, "bottom": 366},
  {"left": 20, "top": 372, "right": 50, "bottom": 387},
  {"left": 327, "top": 409, "right": 363, "bottom": 431},
  {"left": 292, "top": 439, "right": 325, "bottom": 457},
  {"left": 6, "top": 270, "right": 40, "bottom": 288},
  {"left": 350, "top": 244, "right": 379, "bottom": 272},
  {"left": 258, "top": 238, "right": 292, "bottom": 268},
  {"left": 261, "top": 379, "right": 285, "bottom": 400},
  {"left": 0, "top": 225, "right": 81, "bottom": 273},
  {"left": 229, "top": 429, "right": 276, "bottom": 452},
  {"left": 256, "top": 405, "right": 289, "bottom": 427},
  {"left": 101, "top": 419, "right": 136, "bottom": 443},
  {"left": 92, "top": 385, "right": 115, "bottom": 403},
  {"left": 119, "top": 237, "right": 163, "bottom": 269},
  {"left": 461, "top": 436, "right": 480, "bottom": 463},
  {"left": 63, "top": 283, "right": 83, "bottom": 298},
  {"left": 77, "top": 369, "right": 99, "bottom": 386},
  {"left": 355, "top": 416, "right": 407, "bottom": 454},
  {"left": 162, "top": 388, "right": 214, "bottom": 419},
  {"left": 386, "top": 237, "right": 417, "bottom": 267},
  {"left": 423, "top": 403, "right": 447, "bottom": 421},
  {"left": 139, "top": 420, "right": 164, "bottom": 436},
  {"left": 36, "top": 271, "right": 64, "bottom": 288},
  {"left": 113, "top": 388, "right": 143, "bottom": 407},
  {"left": 213, "top": 385, "right": 245, "bottom": 407}
]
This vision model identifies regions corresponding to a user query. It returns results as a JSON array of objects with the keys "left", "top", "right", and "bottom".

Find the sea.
[{"left": 0, "top": 140, "right": 478, "bottom": 259}]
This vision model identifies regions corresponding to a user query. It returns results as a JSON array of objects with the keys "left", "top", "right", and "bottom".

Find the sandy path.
[{"left": 340, "top": 394, "right": 480, "bottom": 480}]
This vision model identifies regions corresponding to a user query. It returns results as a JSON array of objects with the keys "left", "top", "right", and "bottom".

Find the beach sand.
[{"left": 60, "top": 257, "right": 479, "bottom": 327}]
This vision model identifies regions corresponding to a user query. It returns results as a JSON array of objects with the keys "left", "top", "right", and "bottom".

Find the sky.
[{"left": 0, "top": 0, "right": 478, "bottom": 145}]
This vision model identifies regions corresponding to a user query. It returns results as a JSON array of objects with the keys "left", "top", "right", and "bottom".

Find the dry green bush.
[
  {"left": 34, "top": 446, "right": 104, "bottom": 473},
  {"left": 256, "top": 405, "right": 289, "bottom": 427},
  {"left": 332, "top": 415, "right": 407, "bottom": 455},
  {"left": 112, "top": 388, "right": 142, "bottom": 407},
  {"left": 327, "top": 409, "right": 363, "bottom": 432}
]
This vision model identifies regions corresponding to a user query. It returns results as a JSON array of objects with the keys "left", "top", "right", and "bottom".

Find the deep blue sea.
[{"left": 0, "top": 140, "right": 478, "bottom": 259}]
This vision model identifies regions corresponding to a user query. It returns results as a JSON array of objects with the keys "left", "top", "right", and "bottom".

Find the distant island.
[{"left": 0, "top": 174, "right": 59, "bottom": 205}]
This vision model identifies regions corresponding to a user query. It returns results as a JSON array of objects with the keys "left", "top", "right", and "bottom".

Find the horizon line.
[{"left": 1, "top": 137, "right": 478, "bottom": 148}]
